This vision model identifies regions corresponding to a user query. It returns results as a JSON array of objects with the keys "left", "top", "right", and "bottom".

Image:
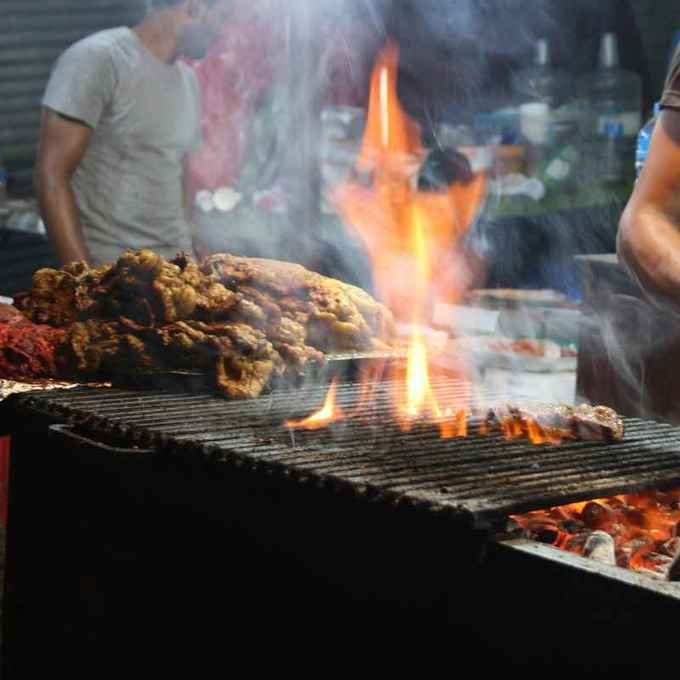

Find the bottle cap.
[
  {"left": 604, "top": 121, "right": 624, "bottom": 138},
  {"left": 600, "top": 33, "right": 619, "bottom": 69},
  {"left": 653, "top": 102, "right": 662, "bottom": 116}
]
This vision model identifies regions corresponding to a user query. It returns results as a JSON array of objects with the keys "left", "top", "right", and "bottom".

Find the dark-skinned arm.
[
  {"left": 618, "top": 108, "right": 680, "bottom": 307},
  {"left": 34, "top": 108, "right": 93, "bottom": 265}
]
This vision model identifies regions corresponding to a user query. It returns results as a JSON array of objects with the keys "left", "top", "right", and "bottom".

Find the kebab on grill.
[
  {"left": 9, "top": 249, "right": 393, "bottom": 399},
  {"left": 484, "top": 403, "right": 625, "bottom": 443}
]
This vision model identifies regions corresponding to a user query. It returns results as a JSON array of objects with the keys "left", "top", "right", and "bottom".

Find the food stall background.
[
  {"left": 0, "top": 0, "right": 677, "bottom": 408},
  {"left": 0, "top": 0, "right": 670, "bottom": 295}
]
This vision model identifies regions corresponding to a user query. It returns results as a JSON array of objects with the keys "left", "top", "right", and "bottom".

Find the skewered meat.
[
  {"left": 485, "top": 403, "right": 625, "bottom": 443},
  {"left": 202, "top": 254, "right": 395, "bottom": 352}
]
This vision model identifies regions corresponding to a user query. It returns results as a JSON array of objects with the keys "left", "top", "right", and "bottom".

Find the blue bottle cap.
[{"left": 604, "top": 121, "right": 624, "bottom": 138}]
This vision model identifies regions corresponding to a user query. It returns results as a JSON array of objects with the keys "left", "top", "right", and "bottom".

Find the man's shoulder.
[{"left": 59, "top": 27, "right": 133, "bottom": 63}]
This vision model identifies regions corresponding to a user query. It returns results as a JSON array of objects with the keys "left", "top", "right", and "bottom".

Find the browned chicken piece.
[
  {"left": 16, "top": 249, "right": 387, "bottom": 398},
  {"left": 215, "top": 354, "right": 277, "bottom": 401},
  {"left": 485, "top": 403, "right": 625, "bottom": 443},
  {"left": 202, "top": 253, "right": 395, "bottom": 352},
  {"left": 14, "top": 263, "right": 110, "bottom": 326},
  {"left": 58, "top": 319, "right": 163, "bottom": 376},
  {"left": 152, "top": 320, "right": 290, "bottom": 399},
  {"left": 94, "top": 250, "right": 238, "bottom": 324}
]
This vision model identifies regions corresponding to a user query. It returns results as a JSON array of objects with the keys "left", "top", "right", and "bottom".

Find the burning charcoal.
[
  {"left": 673, "top": 521, "right": 680, "bottom": 539},
  {"left": 583, "top": 531, "right": 617, "bottom": 566},
  {"left": 559, "top": 519, "right": 586, "bottom": 535},
  {"left": 548, "top": 507, "right": 572, "bottom": 522},
  {"left": 619, "top": 537, "right": 653, "bottom": 565},
  {"left": 525, "top": 520, "right": 561, "bottom": 545},
  {"left": 564, "top": 533, "right": 590, "bottom": 553},
  {"left": 580, "top": 502, "right": 616, "bottom": 530},
  {"left": 606, "top": 496, "right": 626, "bottom": 510},
  {"left": 635, "top": 553, "right": 675, "bottom": 580},
  {"left": 661, "top": 537, "right": 680, "bottom": 559},
  {"left": 504, "top": 517, "right": 524, "bottom": 538},
  {"left": 621, "top": 506, "right": 649, "bottom": 529}
]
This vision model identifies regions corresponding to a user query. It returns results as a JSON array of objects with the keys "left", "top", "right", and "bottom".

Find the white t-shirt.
[{"left": 43, "top": 27, "right": 202, "bottom": 265}]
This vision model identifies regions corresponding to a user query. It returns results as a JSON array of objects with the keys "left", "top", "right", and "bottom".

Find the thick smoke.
[{"left": 192, "top": 0, "right": 668, "bottom": 416}]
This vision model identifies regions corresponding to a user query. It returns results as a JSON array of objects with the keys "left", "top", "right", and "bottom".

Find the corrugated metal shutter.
[{"left": 0, "top": 0, "right": 146, "bottom": 189}]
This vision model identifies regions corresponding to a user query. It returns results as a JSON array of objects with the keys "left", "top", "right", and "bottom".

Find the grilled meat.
[
  {"left": 0, "top": 307, "right": 65, "bottom": 381},
  {"left": 11, "top": 249, "right": 393, "bottom": 398},
  {"left": 485, "top": 403, "right": 625, "bottom": 443},
  {"left": 202, "top": 254, "right": 395, "bottom": 352},
  {"left": 14, "top": 262, "right": 110, "bottom": 326},
  {"left": 0, "top": 304, "right": 24, "bottom": 325}
]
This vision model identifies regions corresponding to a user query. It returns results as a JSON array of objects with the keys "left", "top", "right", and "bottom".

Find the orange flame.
[
  {"left": 335, "top": 41, "right": 486, "bottom": 319},
  {"left": 334, "top": 40, "right": 485, "bottom": 436},
  {"left": 285, "top": 378, "right": 344, "bottom": 430},
  {"left": 286, "top": 40, "right": 487, "bottom": 440}
]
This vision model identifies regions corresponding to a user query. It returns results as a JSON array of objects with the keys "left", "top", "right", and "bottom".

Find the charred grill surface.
[{"left": 5, "top": 380, "right": 680, "bottom": 526}]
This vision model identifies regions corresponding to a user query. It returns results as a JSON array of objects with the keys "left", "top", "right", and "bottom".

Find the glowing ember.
[
  {"left": 285, "top": 378, "right": 344, "bottom": 430},
  {"left": 512, "top": 489, "right": 680, "bottom": 577}
]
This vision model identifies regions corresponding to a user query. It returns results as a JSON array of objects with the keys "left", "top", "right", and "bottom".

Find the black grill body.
[{"left": 2, "top": 384, "right": 680, "bottom": 677}]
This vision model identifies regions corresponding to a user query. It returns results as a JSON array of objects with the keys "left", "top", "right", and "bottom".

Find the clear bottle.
[
  {"left": 580, "top": 33, "right": 642, "bottom": 184},
  {"left": 581, "top": 33, "right": 642, "bottom": 138},
  {"left": 635, "top": 103, "right": 661, "bottom": 179},
  {"left": 511, "top": 38, "right": 573, "bottom": 109}
]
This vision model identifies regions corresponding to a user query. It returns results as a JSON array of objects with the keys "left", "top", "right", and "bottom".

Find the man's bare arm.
[
  {"left": 618, "top": 109, "right": 680, "bottom": 306},
  {"left": 34, "top": 108, "right": 93, "bottom": 265}
]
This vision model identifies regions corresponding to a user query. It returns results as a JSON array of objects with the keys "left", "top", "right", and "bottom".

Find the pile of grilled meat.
[{"left": 4, "top": 250, "right": 394, "bottom": 399}]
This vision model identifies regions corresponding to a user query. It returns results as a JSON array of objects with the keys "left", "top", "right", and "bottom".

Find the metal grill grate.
[{"left": 8, "top": 381, "right": 680, "bottom": 527}]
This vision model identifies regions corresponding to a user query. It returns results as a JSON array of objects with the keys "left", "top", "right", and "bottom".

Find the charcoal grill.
[{"left": 3, "top": 381, "right": 680, "bottom": 676}]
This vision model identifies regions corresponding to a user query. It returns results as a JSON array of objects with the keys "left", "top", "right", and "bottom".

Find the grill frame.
[
  {"left": 4, "top": 382, "right": 680, "bottom": 676},
  {"left": 6, "top": 381, "right": 680, "bottom": 530}
]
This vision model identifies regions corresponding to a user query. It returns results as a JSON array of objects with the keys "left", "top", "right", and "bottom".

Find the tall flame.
[
  {"left": 286, "top": 40, "right": 486, "bottom": 437},
  {"left": 336, "top": 40, "right": 485, "bottom": 436}
]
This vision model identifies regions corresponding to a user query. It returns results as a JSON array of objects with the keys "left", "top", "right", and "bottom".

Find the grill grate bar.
[
  {"left": 13, "top": 384, "right": 680, "bottom": 521},
  {"left": 30, "top": 382, "right": 506, "bottom": 420},
  {"left": 202, "top": 432, "right": 680, "bottom": 493}
]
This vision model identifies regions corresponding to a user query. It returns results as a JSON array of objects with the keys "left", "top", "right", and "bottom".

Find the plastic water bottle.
[
  {"left": 635, "top": 102, "right": 661, "bottom": 179},
  {"left": 0, "top": 151, "right": 7, "bottom": 203},
  {"left": 602, "top": 121, "right": 625, "bottom": 185}
]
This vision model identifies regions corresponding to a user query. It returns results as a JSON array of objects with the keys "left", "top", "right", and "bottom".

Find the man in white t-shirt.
[{"left": 36, "top": 0, "right": 231, "bottom": 265}]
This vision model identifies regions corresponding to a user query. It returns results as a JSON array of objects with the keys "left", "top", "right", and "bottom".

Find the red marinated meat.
[
  {"left": 0, "top": 304, "right": 25, "bottom": 325},
  {"left": 0, "top": 315, "right": 64, "bottom": 381}
]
